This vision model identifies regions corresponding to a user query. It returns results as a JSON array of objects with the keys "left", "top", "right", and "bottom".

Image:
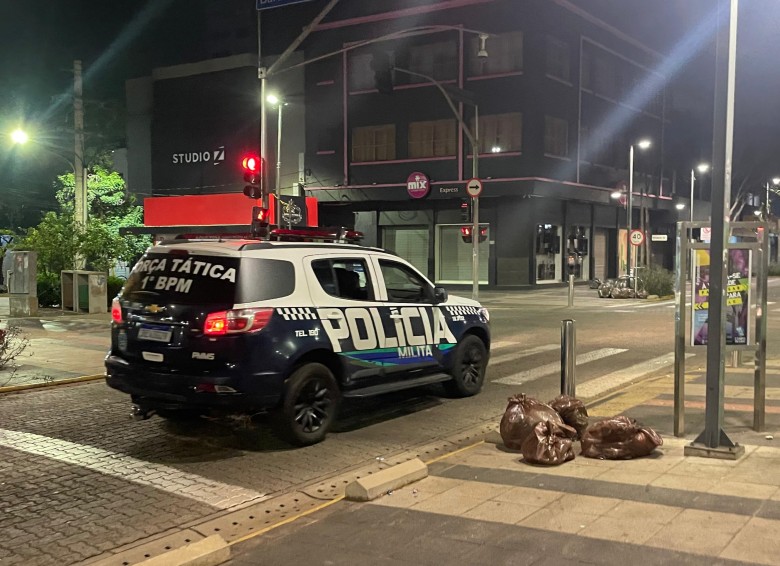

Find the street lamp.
[
  {"left": 676, "top": 202, "right": 686, "bottom": 211},
  {"left": 10, "top": 129, "right": 28, "bottom": 145},
  {"left": 628, "top": 139, "right": 651, "bottom": 281},
  {"left": 689, "top": 163, "right": 709, "bottom": 222}
]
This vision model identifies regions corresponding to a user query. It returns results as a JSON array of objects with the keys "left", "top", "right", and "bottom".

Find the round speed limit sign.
[{"left": 629, "top": 229, "right": 645, "bottom": 246}]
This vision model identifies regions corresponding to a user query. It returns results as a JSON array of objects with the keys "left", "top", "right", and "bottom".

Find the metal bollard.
[
  {"left": 568, "top": 274, "right": 574, "bottom": 307},
  {"left": 561, "top": 319, "right": 576, "bottom": 397}
]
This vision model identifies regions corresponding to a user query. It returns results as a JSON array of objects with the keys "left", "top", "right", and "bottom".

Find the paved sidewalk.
[
  {"left": 230, "top": 360, "right": 780, "bottom": 565},
  {"left": 0, "top": 295, "right": 110, "bottom": 389}
]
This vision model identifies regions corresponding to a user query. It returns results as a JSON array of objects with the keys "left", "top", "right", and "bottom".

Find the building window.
[
  {"left": 408, "top": 119, "right": 456, "bottom": 158},
  {"left": 546, "top": 36, "right": 570, "bottom": 82},
  {"left": 352, "top": 125, "right": 396, "bottom": 162},
  {"left": 348, "top": 53, "right": 374, "bottom": 91},
  {"left": 544, "top": 116, "right": 569, "bottom": 158},
  {"left": 407, "top": 40, "right": 457, "bottom": 82},
  {"left": 581, "top": 50, "right": 592, "bottom": 90},
  {"left": 594, "top": 54, "right": 616, "bottom": 97},
  {"left": 470, "top": 113, "right": 522, "bottom": 154},
  {"left": 468, "top": 31, "right": 523, "bottom": 76}
]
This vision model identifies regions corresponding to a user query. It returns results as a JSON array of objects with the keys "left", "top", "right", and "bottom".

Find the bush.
[
  {"left": 768, "top": 263, "right": 780, "bottom": 276},
  {"left": 0, "top": 322, "right": 30, "bottom": 376},
  {"left": 37, "top": 272, "right": 61, "bottom": 307},
  {"left": 642, "top": 265, "right": 674, "bottom": 297},
  {"left": 107, "top": 275, "right": 126, "bottom": 307}
]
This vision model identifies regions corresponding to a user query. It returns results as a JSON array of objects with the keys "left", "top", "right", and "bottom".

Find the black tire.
[
  {"left": 444, "top": 335, "right": 487, "bottom": 397},
  {"left": 274, "top": 363, "right": 340, "bottom": 446}
]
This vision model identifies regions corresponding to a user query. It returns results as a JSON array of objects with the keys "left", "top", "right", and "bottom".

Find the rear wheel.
[
  {"left": 444, "top": 335, "right": 487, "bottom": 397},
  {"left": 274, "top": 363, "right": 340, "bottom": 446}
]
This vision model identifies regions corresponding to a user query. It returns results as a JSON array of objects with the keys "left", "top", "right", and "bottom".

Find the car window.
[
  {"left": 312, "top": 258, "right": 373, "bottom": 301},
  {"left": 378, "top": 259, "right": 431, "bottom": 303}
]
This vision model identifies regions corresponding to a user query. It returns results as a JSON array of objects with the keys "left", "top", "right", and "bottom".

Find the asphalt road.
[{"left": 2, "top": 283, "right": 777, "bottom": 565}]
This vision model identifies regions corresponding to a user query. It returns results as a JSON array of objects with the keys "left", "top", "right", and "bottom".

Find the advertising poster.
[
  {"left": 692, "top": 249, "right": 751, "bottom": 346},
  {"left": 618, "top": 229, "right": 628, "bottom": 276}
]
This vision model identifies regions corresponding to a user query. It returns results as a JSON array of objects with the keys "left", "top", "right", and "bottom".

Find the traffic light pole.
[{"left": 471, "top": 107, "right": 480, "bottom": 301}]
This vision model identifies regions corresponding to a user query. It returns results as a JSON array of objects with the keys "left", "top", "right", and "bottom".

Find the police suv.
[{"left": 106, "top": 238, "right": 490, "bottom": 445}]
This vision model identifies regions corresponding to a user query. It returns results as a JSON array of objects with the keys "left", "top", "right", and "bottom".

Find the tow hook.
[{"left": 131, "top": 404, "right": 156, "bottom": 421}]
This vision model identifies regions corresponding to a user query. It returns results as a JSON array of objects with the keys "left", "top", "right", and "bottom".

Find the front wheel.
[
  {"left": 274, "top": 363, "right": 341, "bottom": 446},
  {"left": 444, "top": 335, "right": 487, "bottom": 397}
]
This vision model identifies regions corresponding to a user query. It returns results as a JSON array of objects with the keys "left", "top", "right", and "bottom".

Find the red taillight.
[
  {"left": 204, "top": 308, "right": 274, "bottom": 336},
  {"left": 111, "top": 299, "right": 123, "bottom": 324}
]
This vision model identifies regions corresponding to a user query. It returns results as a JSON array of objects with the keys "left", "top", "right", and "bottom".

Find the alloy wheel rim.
[
  {"left": 461, "top": 346, "right": 483, "bottom": 387},
  {"left": 294, "top": 379, "right": 331, "bottom": 433}
]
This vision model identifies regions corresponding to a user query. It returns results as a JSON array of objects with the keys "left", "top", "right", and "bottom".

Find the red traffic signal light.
[
  {"left": 251, "top": 206, "right": 270, "bottom": 237},
  {"left": 242, "top": 155, "right": 261, "bottom": 173},
  {"left": 242, "top": 154, "right": 263, "bottom": 199},
  {"left": 460, "top": 225, "right": 487, "bottom": 244}
]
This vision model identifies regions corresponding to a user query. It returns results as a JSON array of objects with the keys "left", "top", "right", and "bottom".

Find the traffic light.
[
  {"left": 460, "top": 198, "right": 472, "bottom": 223},
  {"left": 242, "top": 154, "right": 263, "bottom": 199},
  {"left": 370, "top": 51, "right": 394, "bottom": 94},
  {"left": 460, "top": 225, "right": 487, "bottom": 244},
  {"left": 251, "top": 206, "right": 270, "bottom": 237}
]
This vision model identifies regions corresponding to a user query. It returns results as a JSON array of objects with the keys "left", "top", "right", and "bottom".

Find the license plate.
[{"left": 138, "top": 325, "right": 172, "bottom": 343}]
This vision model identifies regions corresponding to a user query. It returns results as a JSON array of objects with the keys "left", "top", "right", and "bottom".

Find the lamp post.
[
  {"left": 690, "top": 163, "right": 710, "bottom": 223},
  {"left": 628, "top": 139, "right": 651, "bottom": 284},
  {"left": 266, "top": 94, "right": 287, "bottom": 196},
  {"left": 766, "top": 177, "right": 780, "bottom": 219}
]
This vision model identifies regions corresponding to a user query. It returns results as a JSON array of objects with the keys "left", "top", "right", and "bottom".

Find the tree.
[
  {"left": 16, "top": 160, "right": 150, "bottom": 275},
  {"left": 55, "top": 164, "right": 150, "bottom": 265}
]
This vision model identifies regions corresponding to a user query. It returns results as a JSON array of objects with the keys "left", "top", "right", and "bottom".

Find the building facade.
[{"left": 126, "top": 0, "right": 687, "bottom": 288}]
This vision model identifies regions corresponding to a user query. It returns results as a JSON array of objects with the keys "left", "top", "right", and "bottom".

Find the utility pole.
[{"left": 74, "top": 60, "right": 86, "bottom": 228}]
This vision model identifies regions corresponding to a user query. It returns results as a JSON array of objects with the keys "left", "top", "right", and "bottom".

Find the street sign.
[
  {"left": 466, "top": 178, "right": 483, "bottom": 198},
  {"left": 256, "top": 0, "right": 313, "bottom": 10},
  {"left": 651, "top": 234, "right": 668, "bottom": 242},
  {"left": 630, "top": 229, "right": 645, "bottom": 246}
]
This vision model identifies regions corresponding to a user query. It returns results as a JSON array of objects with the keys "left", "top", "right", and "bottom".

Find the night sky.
[{"left": 1, "top": 0, "right": 779, "bottom": 227}]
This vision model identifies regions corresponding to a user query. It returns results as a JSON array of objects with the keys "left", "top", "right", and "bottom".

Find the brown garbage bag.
[
  {"left": 500, "top": 394, "right": 563, "bottom": 450},
  {"left": 580, "top": 415, "right": 663, "bottom": 460},
  {"left": 521, "top": 420, "right": 577, "bottom": 466},
  {"left": 548, "top": 395, "right": 589, "bottom": 439}
]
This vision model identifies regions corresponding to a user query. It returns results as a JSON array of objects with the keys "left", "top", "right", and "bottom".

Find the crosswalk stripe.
[
  {"left": 0, "top": 429, "right": 267, "bottom": 510},
  {"left": 576, "top": 352, "right": 695, "bottom": 399},
  {"left": 492, "top": 348, "right": 628, "bottom": 386},
  {"left": 490, "top": 344, "right": 559, "bottom": 366}
]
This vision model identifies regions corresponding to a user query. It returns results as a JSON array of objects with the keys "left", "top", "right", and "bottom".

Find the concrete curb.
[
  {"left": 345, "top": 458, "right": 428, "bottom": 501},
  {"left": 135, "top": 535, "right": 229, "bottom": 566},
  {"left": 0, "top": 373, "right": 104, "bottom": 394}
]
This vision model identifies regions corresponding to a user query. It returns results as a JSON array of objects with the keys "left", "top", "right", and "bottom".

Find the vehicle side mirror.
[{"left": 433, "top": 286, "right": 448, "bottom": 304}]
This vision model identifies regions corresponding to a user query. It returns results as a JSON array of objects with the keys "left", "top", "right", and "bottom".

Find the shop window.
[
  {"left": 352, "top": 124, "right": 396, "bottom": 162},
  {"left": 536, "top": 224, "right": 562, "bottom": 283},
  {"left": 544, "top": 116, "right": 569, "bottom": 158},
  {"left": 470, "top": 113, "right": 522, "bottom": 154},
  {"left": 408, "top": 119, "right": 457, "bottom": 158},
  {"left": 566, "top": 226, "right": 590, "bottom": 281},
  {"left": 546, "top": 36, "right": 570, "bottom": 82},
  {"left": 349, "top": 50, "right": 395, "bottom": 91},
  {"left": 436, "top": 225, "right": 488, "bottom": 284},
  {"left": 468, "top": 31, "right": 523, "bottom": 76},
  {"left": 407, "top": 40, "right": 457, "bottom": 83},
  {"left": 383, "top": 227, "right": 429, "bottom": 275}
]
